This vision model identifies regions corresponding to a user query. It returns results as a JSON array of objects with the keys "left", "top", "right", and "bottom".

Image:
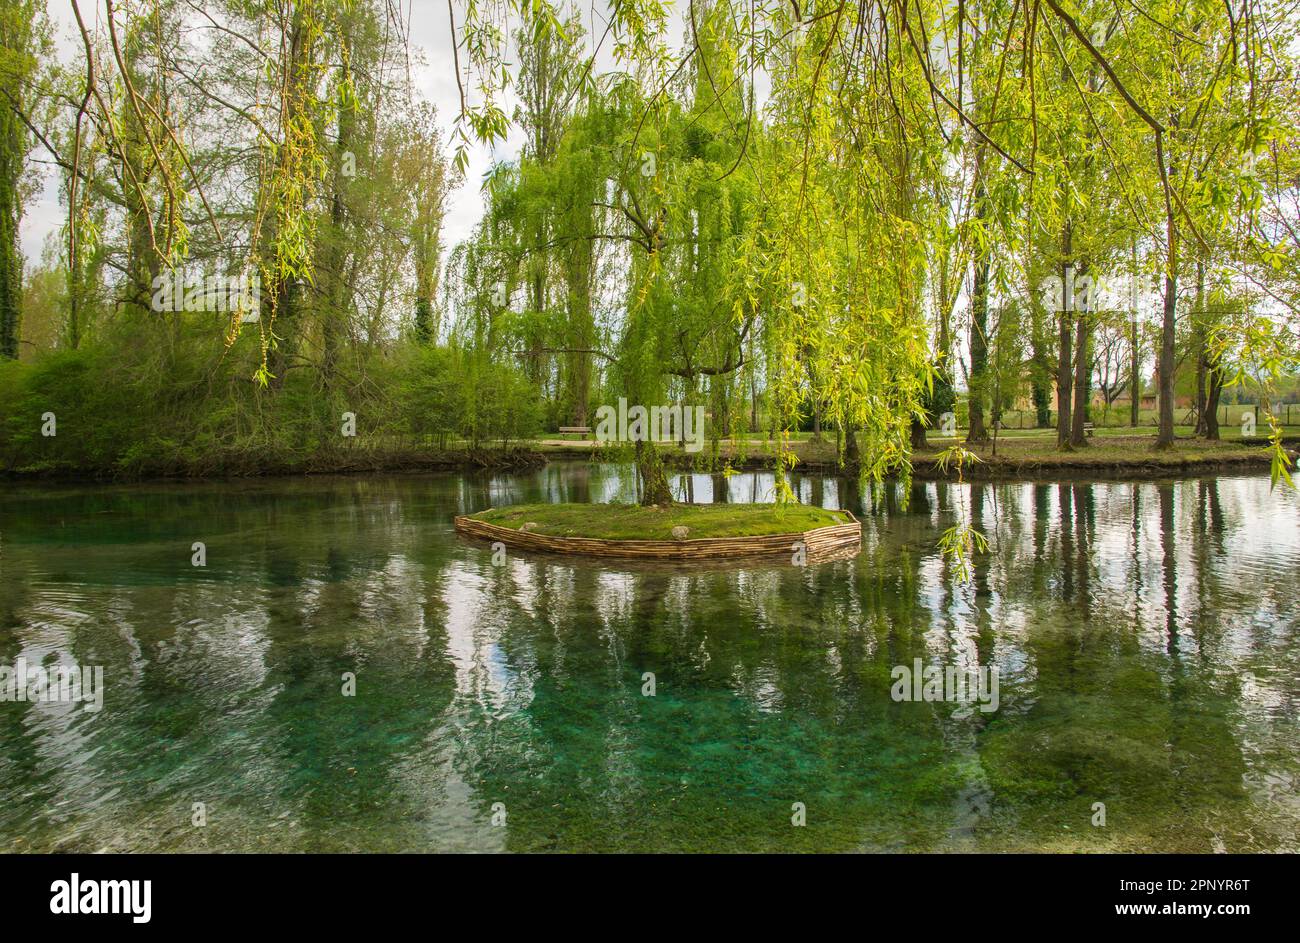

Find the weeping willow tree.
[
  {"left": 454, "top": 0, "right": 1297, "bottom": 495},
  {"left": 749, "top": 0, "right": 948, "bottom": 492},
  {"left": 36, "top": 0, "right": 1292, "bottom": 495},
  {"left": 606, "top": 4, "right": 764, "bottom": 503},
  {"left": 452, "top": 0, "right": 954, "bottom": 503}
]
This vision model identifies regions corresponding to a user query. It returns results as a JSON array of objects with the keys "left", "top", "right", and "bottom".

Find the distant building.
[
  {"left": 1010, "top": 387, "right": 1166, "bottom": 417},
  {"left": 1107, "top": 392, "right": 1157, "bottom": 412}
]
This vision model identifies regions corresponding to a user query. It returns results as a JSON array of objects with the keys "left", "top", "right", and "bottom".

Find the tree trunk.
[
  {"left": 635, "top": 439, "right": 673, "bottom": 506},
  {"left": 1056, "top": 225, "right": 1074, "bottom": 449},
  {"left": 117, "top": 33, "right": 163, "bottom": 327},
  {"left": 844, "top": 426, "right": 859, "bottom": 468},
  {"left": 1031, "top": 327, "right": 1052, "bottom": 427},
  {"left": 320, "top": 63, "right": 355, "bottom": 388},
  {"left": 527, "top": 267, "right": 545, "bottom": 383},
  {"left": 0, "top": 160, "right": 19, "bottom": 358},
  {"left": 413, "top": 298, "right": 434, "bottom": 342},
  {"left": 1129, "top": 240, "right": 1141, "bottom": 428},
  {"left": 263, "top": 7, "right": 313, "bottom": 389},
  {"left": 1192, "top": 261, "right": 1216, "bottom": 439},
  {"left": 966, "top": 245, "right": 990, "bottom": 444},
  {"left": 0, "top": 3, "right": 34, "bottom": 359},
  {"left": 1129, "top": 312, "right": 1140, "bottom": 427},
  {"left": 1199, "top": 259, "right": 1223, "bottom": 440},
  {"left": 1203, "top": 368, "right": 1223, "bottom": 440},
  {"left": 1070, "top": 288, "right": 1090, "bottom": 447},
  {"left": 1056, "top": 309, "right": 1074, "bottom": 448},
  {"left": 1156, "top": 224, "right": 1177, "bottom": 449},
  {"left": 749, "top": 366, "right": 759, "bottom": 433},
  {"left": 0, "top": 96, "right": 20, "bottom": 358},
  {"left": 910, "top": 416, "right": 928, "bottom": 450},
  {"left": 810, "top": 378, "right": 822, "bottom": 439},
  {"left": 564, "top": 247, "right": 594, "bottom": 425}
]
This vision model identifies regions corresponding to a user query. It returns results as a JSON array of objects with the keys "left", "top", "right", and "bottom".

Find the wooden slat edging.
[{"left": 453, "top": 509, "right": 862, "bottom": 561}]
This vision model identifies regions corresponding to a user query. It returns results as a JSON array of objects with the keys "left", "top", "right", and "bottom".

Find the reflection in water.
[{"left": 0, "top": 465, "right": 1297, "bottom": 852}]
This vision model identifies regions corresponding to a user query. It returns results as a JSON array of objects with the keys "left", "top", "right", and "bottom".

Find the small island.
[{"left": 455, "top": 503, "right": 861, "bottom": 562}]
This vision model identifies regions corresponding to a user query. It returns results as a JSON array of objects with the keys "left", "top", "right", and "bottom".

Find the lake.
[{"left": 1, "top": 463, "right": 1297, "bottom": 851}]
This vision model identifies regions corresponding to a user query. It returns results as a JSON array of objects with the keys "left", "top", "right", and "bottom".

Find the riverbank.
[
  {"left": 0, "top": 444, "right": 548, "bottom": 482},
  {"left": 2, "top": 431, "right": 1291, "bottom": 484},
  {"left": 914, "top": 435, "right": 1291, "bottom": 480},
  {"left": 539, "top": 433, "right": 1294, "bottom": 481}
]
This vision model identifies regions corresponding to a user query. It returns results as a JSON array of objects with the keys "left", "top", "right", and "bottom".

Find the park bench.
[
  {"left": 1083, "top": 422, "right": 1095, "bottom": 437},
  {"left": 559, "top": 425, "right": 593, "bottom": 440}
]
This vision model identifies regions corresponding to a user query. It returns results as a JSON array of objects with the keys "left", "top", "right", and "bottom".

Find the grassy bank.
[
  {"left": 471, "top": 502, "right": 851, "bottom": 539},
  {"left": 0, "top": 333, "right": 544, "bottom": 480},
  {"left": 536, "top": 431, "right": 1292, "bottom": 480},
  {"left": 3, "top": 333, "right": 1288, "bottom": 486},
  {"left": 912, "top": 434, "right": 1289, "bottom": 479}
]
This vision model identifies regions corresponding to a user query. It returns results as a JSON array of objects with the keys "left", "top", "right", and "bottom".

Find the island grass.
[{"left": 471, "top": 502, "right": 850, "bottom": 540}]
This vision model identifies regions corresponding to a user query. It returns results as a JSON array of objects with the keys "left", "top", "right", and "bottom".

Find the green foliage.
[
  {"left": 393, "top": 344, "right": 542, "bottom": 449},
  {"left": 0, "top": 319, "right": 542, "bottom": 477},
  {"left": 5, "top": 0, "right": 1298, "bottom": 526},
  {"left": 938, "top": 523, "right": 991, "bottom": 584}
]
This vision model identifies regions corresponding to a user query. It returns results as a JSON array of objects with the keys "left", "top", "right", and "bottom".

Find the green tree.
[{"left": 0, "top": 0, "right": 41, "bottom": 359}]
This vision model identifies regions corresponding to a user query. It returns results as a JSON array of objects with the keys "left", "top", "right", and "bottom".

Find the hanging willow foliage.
[{"left": 447, "top": 0, "right": 1296, "bottom": 492}]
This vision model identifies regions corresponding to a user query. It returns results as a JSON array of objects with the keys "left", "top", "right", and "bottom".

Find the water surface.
[{"left": 1, "top": 464, "right": 1297, "bottom": 852}]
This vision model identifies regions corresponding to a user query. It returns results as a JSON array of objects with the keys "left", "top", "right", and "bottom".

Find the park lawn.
[
  {"left": 914, "top": 433, "right": 1274, "bottom": 463},
  {"left": 929, "top": 425, "right": 1299, "bottom": 442},
  {"left": 527, "top": 428, "right": 1291, "bottom": 478},
  {"left": 766, "top": 431, "right": 1282, "bottom": 469},
  {"left": 471, "top": 502, "right": 851, "bottom": 539}
]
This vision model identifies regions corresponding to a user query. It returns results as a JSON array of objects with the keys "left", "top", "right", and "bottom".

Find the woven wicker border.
[{"left": 453, "top": 508, "right": 861, "bottom": 561}]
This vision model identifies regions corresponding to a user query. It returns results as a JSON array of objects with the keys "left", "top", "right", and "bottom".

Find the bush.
[{"left": 1, "top": 317, "right": 546, "bottom": 477}]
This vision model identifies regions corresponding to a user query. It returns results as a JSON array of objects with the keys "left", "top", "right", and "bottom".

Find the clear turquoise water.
[{"left": 1, "top": 465, "right": 1297, "bottom": 852}]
